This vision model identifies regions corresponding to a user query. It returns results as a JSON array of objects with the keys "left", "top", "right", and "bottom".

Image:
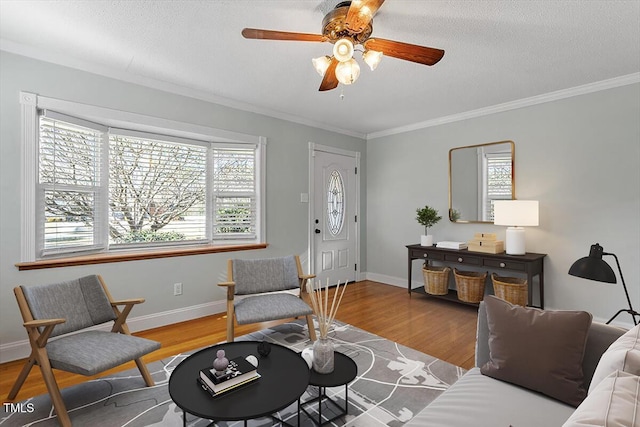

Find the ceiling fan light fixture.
[
  {"left": 333, "top": 38, "right": 354, "bottom": 62},
  {"left": 312, "top": 55, "right": 332, "bottom": 76},
  {"left": 363, "top": 49, "right": 383, "bottom": 70},
  {"left": 335, "top": 58, "right": 360, "bottom": 85}
]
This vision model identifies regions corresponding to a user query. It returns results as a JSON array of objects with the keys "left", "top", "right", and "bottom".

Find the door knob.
[{"left": 315, "top": 229, "right": 321, "bottom": 234}]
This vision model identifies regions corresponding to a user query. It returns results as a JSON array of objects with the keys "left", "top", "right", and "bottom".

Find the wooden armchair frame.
[
  {"left": 8, "top": 275, "right": 158, "bottom": 427},
  {"left": 219, "top": 255, "right": 318, "bottom": 343}
]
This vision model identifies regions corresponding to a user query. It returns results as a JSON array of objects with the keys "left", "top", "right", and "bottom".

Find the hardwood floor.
[{"left": 1, "top": 280, "right": 478, "bottom": 404}]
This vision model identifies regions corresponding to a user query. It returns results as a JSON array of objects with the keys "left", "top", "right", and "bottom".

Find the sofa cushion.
[
  {"left": 405, "top": 368, "right": 576, "bottom": 427},
  {"left": 480, "top": 295, "right": 593, "bottom": 407},
  {"left": 562, "top": 370, "right": 640, "bottom": 427},
  {"left": 588, "top": 323, "right": 640, "bottom": 394}
]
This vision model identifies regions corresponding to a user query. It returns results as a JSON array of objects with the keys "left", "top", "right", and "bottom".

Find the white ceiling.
[{"left": 1, "top": 0, "right": 639, "bottom": 138}]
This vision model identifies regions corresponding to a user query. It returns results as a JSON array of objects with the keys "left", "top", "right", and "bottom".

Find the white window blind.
[
  {"left": 108, "top": 133, "right": 208, "bottom": 246},
  {"left": 22, "top": 93, "right": 265, "bottom": 262},
  {"left": 212, "top": 147, "right": 256, "bottom": 239},
  {"left": 39, "top": 113, "right": 105, "bottom": 254},
  {"left": 483, "top": 153, "right": 513, "bottom": 221},
  {"left": 34, "top": 110, "right": 261, "bottom": 257}
]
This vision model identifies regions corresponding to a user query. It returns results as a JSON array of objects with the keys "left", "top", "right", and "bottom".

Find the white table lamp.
[{"left": 493, "top": 200, "right": 539, "bottom": 255}]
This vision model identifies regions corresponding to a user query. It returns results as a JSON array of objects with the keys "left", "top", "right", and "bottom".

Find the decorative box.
[
  {"left": 473, "top": 232, "right": 497, "bottom": 240},
  {"left": 467, "top": 239, "right": 505, "bottom": 254}
]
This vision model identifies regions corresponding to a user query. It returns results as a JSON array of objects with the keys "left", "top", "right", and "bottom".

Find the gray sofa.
[{"left": 406, "top": 301, "right": 627, "bottom": 427}]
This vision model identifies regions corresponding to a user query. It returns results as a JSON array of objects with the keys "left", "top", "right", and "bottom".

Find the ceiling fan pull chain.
[{"left": 340, "top": 86, "right": 345, "bottom": 100}]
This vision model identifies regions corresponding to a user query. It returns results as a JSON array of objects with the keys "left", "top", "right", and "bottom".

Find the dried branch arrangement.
[{"left": 306, "top": 279, "right": 348, "bottom": 339}]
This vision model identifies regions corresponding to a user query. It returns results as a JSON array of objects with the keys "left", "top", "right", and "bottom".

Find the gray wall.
[
  {"left": 366, "top": 83, "right": 640, "bottom": 327},
  {"left": 0, "top": 51, "right": 367, "bottom": 347}
]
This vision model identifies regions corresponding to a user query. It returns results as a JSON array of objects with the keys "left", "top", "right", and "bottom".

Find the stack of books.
[
  {"left": 198, "top": 356, "right": 260, "bottom": 396},
  {"left": 436, "top": 241, "right": 468, "bottom": 250},
  {"left": 467, "top": 233, "right": 505, "bottom": 254}
]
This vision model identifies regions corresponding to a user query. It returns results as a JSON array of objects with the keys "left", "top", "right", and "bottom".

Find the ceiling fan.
[{"left": 242, "top": 0, "right": 444, "bottom": 91}]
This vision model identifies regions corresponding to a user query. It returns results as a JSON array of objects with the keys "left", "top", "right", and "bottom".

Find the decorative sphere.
[
  {"left": 257, "top": 341, "right": 271, "bottom": 357},
  {"left": 245, "top": 355, "right": 259, "bottom": 368},
  {"left": 213, "top": 349, "right": 229, "bottom": 372},
  {"left": 301, "top": 347, "right": 314, "bottom": 369}
]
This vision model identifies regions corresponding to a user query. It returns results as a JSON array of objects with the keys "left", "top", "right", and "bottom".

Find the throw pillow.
[
  {"left": 589, "top": 323, "right": 640, "bottom": 394},
  {"left": 562, "top": 370, "right": 640, "bottom": 427},
  {"left": 480, "top": 295, "right": 593, "bottom": 407}
]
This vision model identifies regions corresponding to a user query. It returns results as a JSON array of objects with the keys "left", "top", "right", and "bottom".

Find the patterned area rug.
[{"left": 1, "top": 320, "right": 465, "bottom": 426}]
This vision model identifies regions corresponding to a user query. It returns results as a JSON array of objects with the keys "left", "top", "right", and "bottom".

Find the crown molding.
[
  {"left": 2, "top": 40, "right": 636, "bottom": 142},
  {"left": 366, "top": 73, "right": 640, "bottom": 140},
  {"left": 0, "top": 40, "right": 366, "bottom": 140}
]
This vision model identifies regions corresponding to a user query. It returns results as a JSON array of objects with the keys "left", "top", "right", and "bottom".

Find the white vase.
[{"left": 421, "top": 235, "right": 434, "bottom": 246}]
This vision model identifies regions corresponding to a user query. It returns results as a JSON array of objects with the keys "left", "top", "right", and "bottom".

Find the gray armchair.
[
  {"left": 8, "top": 275, "right": 161, "bottom": 427},
  {"left": 218, "top": 255, "right": 318, "bottom": 343}
]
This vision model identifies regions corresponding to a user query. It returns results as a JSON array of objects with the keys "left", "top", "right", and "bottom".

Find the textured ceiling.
[{"left": 1, "top": 0, "right": 639, "bottom": 138}]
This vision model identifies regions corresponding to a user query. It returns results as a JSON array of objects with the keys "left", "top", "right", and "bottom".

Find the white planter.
[{"left": 421, "top": 235, "right": 434, "bottom": 246}]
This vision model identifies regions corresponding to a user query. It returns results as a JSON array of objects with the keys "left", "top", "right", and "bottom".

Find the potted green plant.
[{"left": 416, "top": 205, "right": 442, "bottom": 246}]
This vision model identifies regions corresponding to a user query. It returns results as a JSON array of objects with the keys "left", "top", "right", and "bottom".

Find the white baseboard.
[
  {"left": 365, "top": 272, "right": 421, "bottom": 289},
  {"left": 0, "top": 300, "right": 226, "bottom": 364}
]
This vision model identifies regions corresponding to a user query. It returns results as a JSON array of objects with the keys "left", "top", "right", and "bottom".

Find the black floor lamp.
[{"left": 568, "top": 243, "right": 639, "bottom": 326}]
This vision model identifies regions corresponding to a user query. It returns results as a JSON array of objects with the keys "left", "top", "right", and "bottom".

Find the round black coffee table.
[
  {"left": 169, "top": 341, "right": 310, "bottom": 426},
  {"left": 300, "top": 352, "right": 358, "bottom": 426}
]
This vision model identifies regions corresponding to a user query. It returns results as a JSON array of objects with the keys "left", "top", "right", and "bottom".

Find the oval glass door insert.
[{"left": 327, "top": 170, "right": 345, "bottom": 235}]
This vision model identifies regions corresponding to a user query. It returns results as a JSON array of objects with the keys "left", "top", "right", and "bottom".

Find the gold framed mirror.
[{"left": 449, "top": 140, "right": 515, "bottom": 223}]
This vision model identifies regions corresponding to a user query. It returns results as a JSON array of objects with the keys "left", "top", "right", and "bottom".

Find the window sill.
[{"left": 15, "top": 243, "right": 268, "bottom": 271}]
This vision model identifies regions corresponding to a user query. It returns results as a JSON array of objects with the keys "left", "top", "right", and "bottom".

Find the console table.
[{"left": 407, "top": 244, "right": 547, "bottom": 308}]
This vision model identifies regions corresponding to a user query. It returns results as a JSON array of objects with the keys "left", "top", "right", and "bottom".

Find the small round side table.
[{"left": 300, "top": 351, "right": 357, "bottom": 426}]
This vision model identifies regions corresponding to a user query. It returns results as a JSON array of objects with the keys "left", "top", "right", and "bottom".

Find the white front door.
[{"left": 310, "top": 144, "right": 359, "bottom": 286}]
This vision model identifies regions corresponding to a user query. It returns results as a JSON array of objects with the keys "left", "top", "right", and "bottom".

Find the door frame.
[{"left": 308, "top": 142, "right": 361, "bottom": 282}]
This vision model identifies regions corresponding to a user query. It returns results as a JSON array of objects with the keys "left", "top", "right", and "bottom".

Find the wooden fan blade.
[
  {"left": 242, "top": 28, "right": 327, "bottom": 42},
  {"left": 319, "top": 58, "right": 340, "bottom": 91},
  {"left": 345, "top": 0, "right": 385, "bottom": 33},
  {"left": 364, "top": 38, "right": 444, "bottom": 66}
]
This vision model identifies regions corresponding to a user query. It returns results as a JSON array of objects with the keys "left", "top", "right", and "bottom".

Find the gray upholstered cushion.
[
  {"left": 583, "top": 322, "right": 634, "bottom": 391},
  {"left": 588, "top": 324, "right": 640, "bottom": 393},
  {"left": 234, "top": 293, "right": 313, "bottom": 324},
  {"left": 475, "top": 302, "right": 490, "bottom": 368},
  {"left": 405, "top": 368, "right": 576, "bottom": 427},
  {"left": 563, "top": 370, "right": 640, "bottom": 427},
  {"left": 480, "top": 295, "right": 593, "bottom": 407},
  {"left": 232, "top": 256, "right": 299, "bottom": 295},
  {"left": 21, "top": 275, "right": 116, "bottom": 337},
  {"left": 46, "top": 331, "right": 161, "bottom": 376},
  {"left": 476, "top": 301, "right": 627, "bottom": 390}
]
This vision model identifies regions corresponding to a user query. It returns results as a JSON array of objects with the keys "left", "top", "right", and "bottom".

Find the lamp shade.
[
  {"left": 568, "top": 243, "right": 616, "bottom": 283},
  {"left": 333, "top": 38, "right": 354, "bottom": 62},
  {"left": 363, "top": 49, "right": 383, "bottom": 70},
  {"left": 335, "top": 59, "right": 360, "bottom": 85},
  {"left": 311, "top": 56, "right": 331, "bottom": 76},
  {"left": 494, "top": 200, "right": 539, "bottom": 226}
]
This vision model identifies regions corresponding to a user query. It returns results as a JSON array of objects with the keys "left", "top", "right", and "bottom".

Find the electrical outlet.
[{"left": 173, "top": 282, "right": 183, "bottom": 296}]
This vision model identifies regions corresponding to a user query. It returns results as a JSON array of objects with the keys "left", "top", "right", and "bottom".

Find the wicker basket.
[
  {"left": 491, "top": 273, "right": 528, "bottom": 306},
  {"left": 453, "top": 269, "right": 488, "bottom": 303},
  {"left": 422, "top": 265, "right": 451, "bottom": 295}
]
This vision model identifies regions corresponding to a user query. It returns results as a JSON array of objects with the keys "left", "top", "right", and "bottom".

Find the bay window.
[{"left": 21, "top": 92, "right": 265, "bottom": 262}]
